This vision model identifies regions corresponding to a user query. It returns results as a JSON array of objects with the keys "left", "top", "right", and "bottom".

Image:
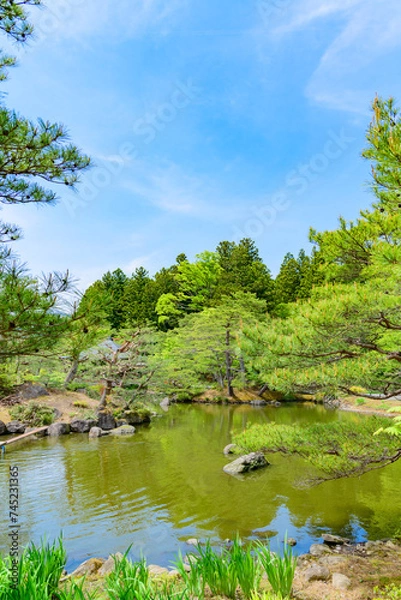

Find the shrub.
[{"left": 9, "top": 401, "right": 55, "bottom": 427}]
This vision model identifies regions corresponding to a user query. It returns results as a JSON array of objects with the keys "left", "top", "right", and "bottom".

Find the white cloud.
[
  {"left": 263, "top": 0, "right": 401, "bottom": 113},
  {"left": 122, "top": 160, "right": 246, "bottom": 221},
  {"left": 33, "top": 0, "right": 186, "bottom": 42}
]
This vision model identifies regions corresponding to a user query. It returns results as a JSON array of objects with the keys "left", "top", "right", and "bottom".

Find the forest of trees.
[{"left": 1, "top": 2, "right": 401, "bottom": 483}]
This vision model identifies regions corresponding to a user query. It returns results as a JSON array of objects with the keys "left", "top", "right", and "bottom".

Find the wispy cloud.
[
  {"left": 264, "top": 0, "right": 401, "bottom": 113},
  {"left": 121, "top": 161, "right": 248, "bottom": 221},
  {"left": 34, "top": 0, "right": 187, "bottom": 42}
]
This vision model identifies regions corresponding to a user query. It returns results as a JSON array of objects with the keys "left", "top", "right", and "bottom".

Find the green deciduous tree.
[{"left": 152, "top": 292, "right": 267, "bottom": 398}]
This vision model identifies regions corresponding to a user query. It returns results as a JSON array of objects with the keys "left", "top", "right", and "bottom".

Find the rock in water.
[
  {"left": 322, "top": 533, "right": 350, "bottom": 545},
  {"left": 70, "top": 419, "right": 97, "bottom": 433},
  {"left": 6, "top": 421, "right": 25, "bottom": 434},
  {"left": 0, "top": 420, "right": 7, "bottom": 435},
  {"left": 223, "top": 443, "right": 237, "bottom": 455},
  {"left": 47, "top": 422, "right": 70, "bottom": 437},
  {"left": 89, "top": 426, "right": 105, "bottom": 438},
  {"left": 110, "top": 425, "right": 136, "bottom": 436},
  {"left": 223, "top": 452, "right": 268, "bottom": 476},
  {"left": 97, "top": 411, "right": 116, "bottom": 431}
]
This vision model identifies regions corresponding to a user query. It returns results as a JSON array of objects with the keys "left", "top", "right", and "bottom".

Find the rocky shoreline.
[{"left": 62, "top": 536, "right": 401, "bottom": 600}]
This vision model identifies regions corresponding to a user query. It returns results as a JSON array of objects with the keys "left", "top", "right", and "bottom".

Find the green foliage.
[
  {"left": 151, "top": 292, "right": 267, "bottom": 397},
  {"left": 0, "top": 0, "right": 90, "bottom": 250},
  {"left": 105, "top": 553, "right": 150, "bottom": 600},
  {"left": 177, "top": 537, "right": 264, "bottom": 600},
  {"left": 10, "top": 401, "right": 55, "bottom": 426},
  {"left": 234, "top": 417, "right": 401, "bottom": 482},
  {"left": 0, "top": 537, "right": 66, "bottom": 599},
  {"left": 0, "top": 264, "right": 72, "bottom": 361},
  {"left": 373, "top": 583, "right": 401, "bottom": 599},
  {"left": 256, "top": 540, "right": 297, "bottom": 599}
]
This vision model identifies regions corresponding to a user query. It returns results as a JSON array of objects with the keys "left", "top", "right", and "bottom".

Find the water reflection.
[{"left": 1, "top": 403, "right": 400, "bottom": 570}]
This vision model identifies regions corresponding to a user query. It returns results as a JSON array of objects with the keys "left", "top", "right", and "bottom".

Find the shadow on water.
[{"left": 1, "top": 403, "right": 401, "bottom": 569}]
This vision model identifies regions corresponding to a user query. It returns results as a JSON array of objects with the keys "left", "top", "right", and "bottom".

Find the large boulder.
[
  {"left": 47, "top": 422, "right": 70, "bottom": 437},
  {"left": 70, "top": 419, "right": 97, "bottom": 433},
  {"left": 304, "top": 565, "right": 330, "bottom": 582},
  {"left": 6, "top": 421, "right": 25, "bottom": 434},
  {"left": 68, "top": 558, "right": 105, "bottom": 579},
  {"left": 123, "top": 409, "right": 151, "bottom": 425},
  {"left": 322, "top": 533, "right": 350, "bottom": 546},
  {"left": 332, "top": 573, "right": 351, "bottom": 590},
  {"left": 18, "top": 383, "right": 49, "bottom": 400},
  {"left": 89, "top": 426, "right": 107, "bottom": 438},
  {"left": 98, "top": 553, "right": 124, "bottom": 576},
  {"left": 223, "top": 452, "right": 268, "bottom": 476},
  {"left": 97, "top": 411, "right": 116, "bottom": 431},
  {"left": 110, "top": 425, "right": 136, "bottom": 436},
  {"left": 0, "top": 420, "right": 6, "bottom": 435}
]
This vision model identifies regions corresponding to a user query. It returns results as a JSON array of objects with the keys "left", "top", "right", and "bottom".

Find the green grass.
[
  {"left": 256, "top": 538, "right": 297, "bottom": 599},
  {"left": 0, "top": 537, "right": 297, "bottom": 600}
]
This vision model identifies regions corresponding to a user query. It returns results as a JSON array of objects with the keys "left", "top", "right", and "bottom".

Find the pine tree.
[{"left": 0, "top": 0, "right": 90, "bottom": 254}]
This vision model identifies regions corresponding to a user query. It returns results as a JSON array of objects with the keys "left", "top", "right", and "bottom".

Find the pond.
[{"left": 1, "top": 403, "right": 401, "bottom": 571}]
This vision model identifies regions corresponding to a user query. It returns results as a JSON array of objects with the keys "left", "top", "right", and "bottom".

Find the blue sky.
[{"left": 2, "top": 0, "right": 401, "bottom": 290}]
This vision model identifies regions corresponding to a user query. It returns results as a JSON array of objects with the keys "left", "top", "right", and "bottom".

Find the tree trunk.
[
  {"left": 65, "top": 358, "right": 79, "bottom": 385},
  {"left": 258, "top": 383, "right": 270, "bottom": 397},
  {"left": 99, "top": 378, "right": 113, "bottom": 411},
  {"left": 225, "top": 326, "right": 234, "bottom": 398}
]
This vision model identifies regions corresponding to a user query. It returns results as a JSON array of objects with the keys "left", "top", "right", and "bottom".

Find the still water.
[{"left": 1, "top": 403, "right": 401, "bottom": 570}]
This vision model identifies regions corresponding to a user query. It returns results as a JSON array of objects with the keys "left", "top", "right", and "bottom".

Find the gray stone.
[
  {"left": 89, "top": 427, "right": 107, "bottom": 438},
  {"left": 309, "top": 544, "right": 332, "bottom": 557},
  {"left": 18, "top": 383, "right": 49, "bottom": 400},
  {"left": 304, "top": 565, "right": 330, "bottom": 582},
  {"left": 160, "top": 397, "right": 170, "bottom": 408},
  {"left": 223, "top": 452, "right": 268, "bottom": 476},
  {"left": 0, "top": 420, "right": 6, "bottom": 435},
  {"left": 97, "top": 411, "right": 116, "bottom": 431},
  {"left": 332, "top": 573, "right": 351, "bottom": 590},
  {"left": 223, "top": 444, "right": 237, "bottom": 455},
  {"left": 68, "top": 558, "right": 105, "bottom": 579},
  {"left": 70, "top": 419, "right": 97, "bottom": 433},
  {"left": 47, "top": 422, "right": 70, "bottom": 436},
  {"left": 116, "top": 419, "right": 128, "bottom": 427},
  {"left": 385, "top": 540, "right": 398, "bottom": 549},
  {"left": 287, "top": 538, "right": 297, "bottom": 547},
  {"left": 148, "top": 564, "right": 169, "bottom": 577},
  {"left": 322, "top": 533, "right": 350, "bottom": 545},
  {"left": 123, "top": 410, "right": 151, "bottom": 425},
  {"left": 25, "top": 427, "right": 48, "bottom": 438},
  {"left": 168, "top": 569, "right": 180, "bottom": 577},
  {"left": 364, "top": 540, "right": 383, "bottom": 550},
  {"left": 319, "top": 556, "right": 347, "bottom": 567},
  {"left": 6, "top": 421, "right": 25, "bottom": 434},
  {"left": 110, "top": 425, "right": 136, "bottom": 436},
  {"left": 98, "top": 553, "right": 124, "bottom": 576},
  {"left": 186, "top": 538, "right": 199, "bottom": 546},
  {"left": 250, "top": 400, "right": 267, "bottom": 406}
]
